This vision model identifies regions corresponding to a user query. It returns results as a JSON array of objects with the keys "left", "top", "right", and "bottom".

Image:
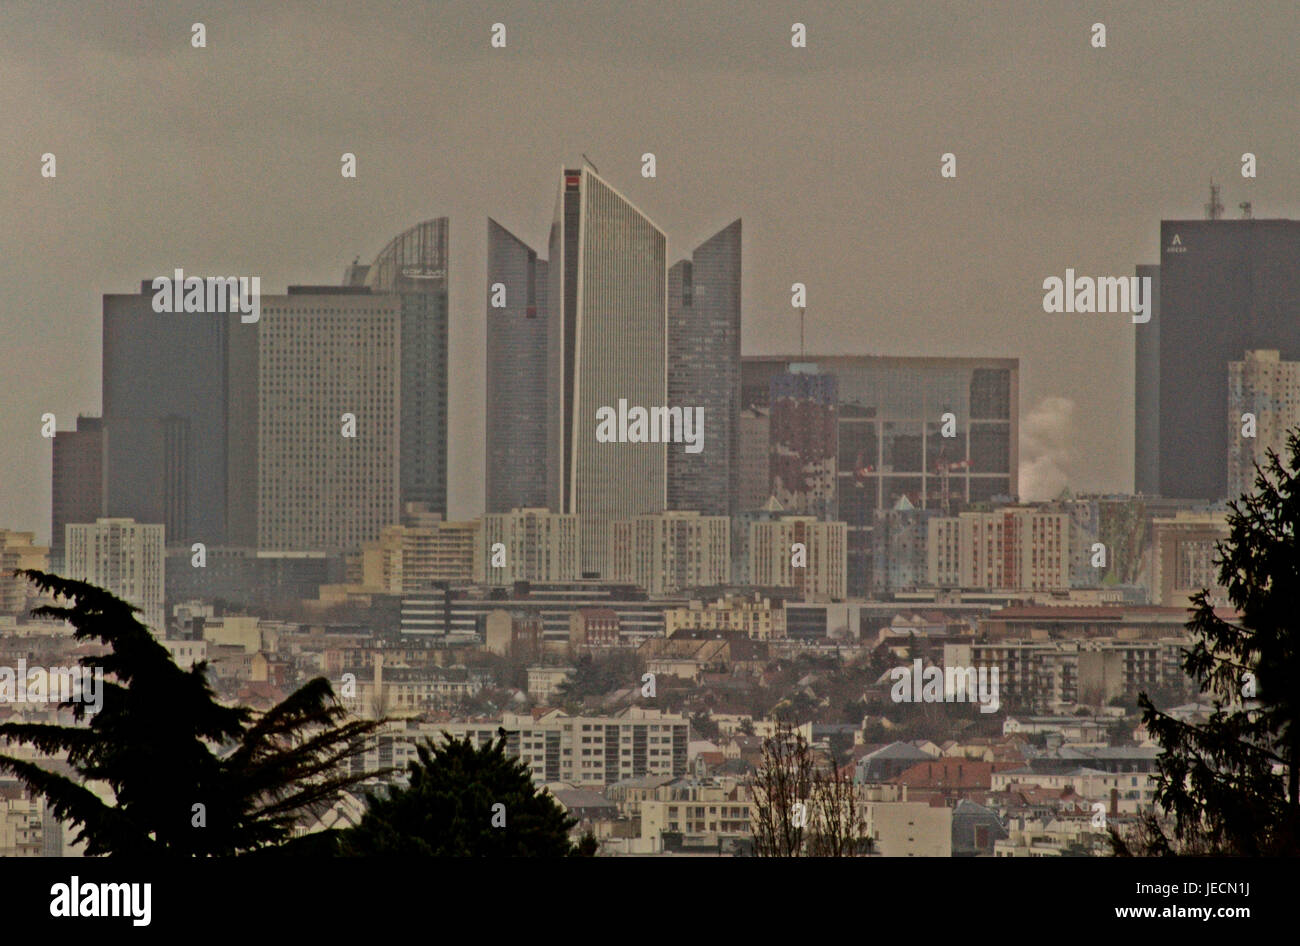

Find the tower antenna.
[{"left": 1205, "top": 180, "right": 1223, "bottom": 220}]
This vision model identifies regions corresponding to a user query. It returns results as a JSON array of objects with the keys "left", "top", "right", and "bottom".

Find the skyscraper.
[
  {"left": 364, "top": 218, "right": 450, "bottom": 516},
  {"left": 667, "top": 220, "right": 742, "bottom": 517},
  {"left": 101, "top": 285, "right": 246, "bottom": 545},
  {"left": 257, "top": 288, "right": 402, "bottom": 552},
  {"left": 743, "top": 355, "right": 1019, "bottom": 595},
  {"left": 486, "top": 218, "right": 549, "bottom": 512},
  {"left": 1136, "top": 218, "right": 1300, "bottom": 500},
  {"left": 546, "top": 167, "right": 667, "bottom": 576},
  {"left": 50, "top": 415, "right": 105, "bottom": 571}
]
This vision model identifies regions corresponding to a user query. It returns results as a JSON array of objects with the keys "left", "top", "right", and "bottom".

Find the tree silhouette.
[
  {"left": 1117, "top": 434, "right": 1300, "bottom": 856},
  {"left": 338, "top": 733, "right": 585, "bottom": 856},
  {"left": 751, "top": 722, "right": 868, "bottom": 856},
  {"left": 0, "top": 571, "right": 384, "bottom": 856}
]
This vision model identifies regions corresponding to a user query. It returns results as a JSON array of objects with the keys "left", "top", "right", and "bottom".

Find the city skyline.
[{"left": 7, "top": 0, "right": 1300, "bottom": 541}]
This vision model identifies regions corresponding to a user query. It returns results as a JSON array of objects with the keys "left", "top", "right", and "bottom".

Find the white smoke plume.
[{"left": 1019, "top": 396, "right": 1076, "bottom": 501}]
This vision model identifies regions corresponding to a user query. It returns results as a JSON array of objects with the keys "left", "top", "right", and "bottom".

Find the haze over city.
[{"left": 4, "top": 0, "right": 1299, "bottom": 539}]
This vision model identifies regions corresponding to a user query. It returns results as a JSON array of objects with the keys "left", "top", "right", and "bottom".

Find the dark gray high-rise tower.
[
  {"left": 1136, "top": 219, "right": 1300, "bottom": 500},
  {"left": 486, "top": 219, "right": 549, "bottom": 512},
  {"left": 50, "top": 415, "right": 106, "bottom": 571},
  {"left": 667, "top": 220, "right": 741, "bottom": 517},
  {"left": 102, "top": 285, "right": 248, "bottom": 545}
]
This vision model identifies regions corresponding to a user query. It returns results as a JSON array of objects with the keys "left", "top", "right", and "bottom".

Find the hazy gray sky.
[{"left": 3, "top": 0, "right": 1298, "bottom": 541}]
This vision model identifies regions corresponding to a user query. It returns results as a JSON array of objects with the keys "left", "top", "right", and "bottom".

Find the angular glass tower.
[
  {"left": 485, "top": 218, "right": 549, "bottom": 512},
  {"left": 546, "top": 167, "right": 667, "bottom": 576},
  {"left": 365, "top": 218, "right": 450, "bottom": 515},
  {"left": 667, "top": 219, "right": 742, "bottom": 517}
]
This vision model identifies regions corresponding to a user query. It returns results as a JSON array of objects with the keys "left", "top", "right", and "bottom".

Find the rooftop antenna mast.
[
  {"left": 1205, "top": 180, "right": 1224, "bottom": 220},
  {"left": 581, "top": 153, "right": 599, "bottom": 174}
]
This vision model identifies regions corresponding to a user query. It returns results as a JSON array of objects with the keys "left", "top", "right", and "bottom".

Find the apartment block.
[
  {"left": 1149, "top": 511, "right": 1230, "bottom": 607},
  {"left": 346, "top": 506, "right": 481, "bottom": 590},
  {"left": 928, "top": 506, "right": 1075, "bottom": 592},
  {"left": 745, "top": 516, "right": 847, "bottom": 600},
  {"left": 392, "top": 708, "right": 690, "bottom": 787},
  {"left": 663, "top": 594, "right": 786, "bottom": 640},
  {"left": 0, "top": 531, "right": 48, "bottom": 617},
  {"left": 608, "top": 510, "right": 730, "bottom": 596},
  {"left": 1227, "top": 349, "right": 1300, "bottom": 499},
  {"left": 481, "top": 507, "right": 580, "bottom": 586},
  {"left": 64, "top": 518, "right": 164, "bottom": 632}
]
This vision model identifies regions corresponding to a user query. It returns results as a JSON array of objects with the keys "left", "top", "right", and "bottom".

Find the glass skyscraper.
[
  {"left": 742, "top": 355, "right": 1018, "bottom": 595},
  {"left": 546, "top": 167, "right": 667, "bottom": 576},
  {"left": 667, "top": 219, "right": 742, "bottom": 517},
  {"left": 364, "top": 218, "right": 450, "bottom": 516},
  {"left": 485, "top": 218, "right": 549, "bottom": 512}
]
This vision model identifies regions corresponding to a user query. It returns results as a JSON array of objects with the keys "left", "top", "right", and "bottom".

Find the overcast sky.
[{"left": 3, "top": 0, "right": 1298, "bottom": 541}]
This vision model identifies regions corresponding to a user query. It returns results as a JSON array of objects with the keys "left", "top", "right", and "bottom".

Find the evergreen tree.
[
  {"left": 1119, "top": 435, "right": 1300, "bottom": 855},
  {"left": 339, "top": 733, "right": 585, "bottom": 856},
  {"left": 0, "top": 571, "right": 384, "bottom": 856}
]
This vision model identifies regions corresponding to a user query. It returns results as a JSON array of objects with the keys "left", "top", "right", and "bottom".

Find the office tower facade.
[
  {"left": 486, "top": 219, "right": 549, "bottom": 512},
  {"left": 667, "top": 220, "right": 742, "bottom": 516},
  {"left": 102, "top": 285, "right": 249, "bottom": 546},
  {"left": 163, "top": 547, "right": 340, "bottom": 610},
  {"left": 50, "top": 415, "right": 105, "bottom": 571},
  {"left": 1136, "top": 219, "right": 1300, "bottom": 500},
  {"left": 257, "top": 288, "right": 401, "bottom": 553},
  {"left": 744, "top": 355, "right": 1019, "bottom": 596},
  {"left": 1227, "top": 350, "right": 1300, "bottom": 500},
  {"left": 546, "top": 167, "right": 668, "bottom": 576},
  {"left": 480, "top": 507, "right": 579, "bottom": 586},
  {"left": 364, "top": 218, "right": 450, "bottom": 516},
  {"left": 1133, "top": 263, "right": 1161, "bottom": 495},
  {"left": 769, "top": 367, "right": 839, "bottom": 519},
  {"left": 744, "top": 356, "right": 1019, "bottom": 509},
  {"left": 608, "top": 510, "right": 730, "bottom": 596},
  {"left": 64, "top": 518, "right": 165, "bottom": 632}
]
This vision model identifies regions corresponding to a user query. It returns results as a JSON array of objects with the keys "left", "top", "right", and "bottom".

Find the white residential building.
[{"left": 64, "top": 518, "right": 164, "bottom": 632}]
